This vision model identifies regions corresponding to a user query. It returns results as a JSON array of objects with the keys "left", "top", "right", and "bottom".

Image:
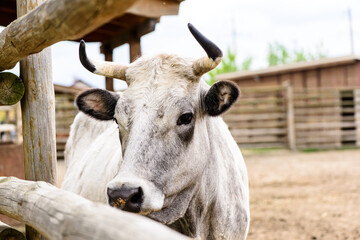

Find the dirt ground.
[
  {"left": 56, "top": 149, "right": 360, "bottom": 240},
  {"left": 243, "top": 149, "right": 360, "bottom": 240}
]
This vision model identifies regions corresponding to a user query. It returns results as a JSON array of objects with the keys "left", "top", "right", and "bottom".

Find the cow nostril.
[
  {"left": 130, "top": 187, "right": 143, "bottom": 205},
  {"left": 107, "top": 186, "right": 143, "bottom": 213}
]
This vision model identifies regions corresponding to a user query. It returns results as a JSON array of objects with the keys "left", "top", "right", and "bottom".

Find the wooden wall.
[
  {"left": 224, "top": 85, "right": 360, "bottom": 149},
  {"left": 224, "top": 86, "right": 287, "bottom": 148},
  {"left": 234, "top": 62, "right": 360, "bottom": 89}
]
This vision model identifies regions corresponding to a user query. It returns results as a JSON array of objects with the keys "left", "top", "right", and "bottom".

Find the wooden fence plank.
[
  {"left": 295, "top": 122, "right": 356, "bottom": 130},
  {"left": 224, "top": 113, "right": 286, "bottom": 121},
  {"left": 224, "top": 86, "right": 360, "bottom": 149},
  {"left": 231, "top": 128, "right": 286, "bottom": 136},
  {"left": 227, "top": 120, "right": 287, "bottom": 129},
  {"left": 234, "top": 135, "right": 286, "bottom": 144}
]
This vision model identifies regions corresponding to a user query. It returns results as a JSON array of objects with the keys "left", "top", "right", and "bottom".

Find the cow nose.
[{"left": 107, "top": 186, "right": 143, "bottom": 213}]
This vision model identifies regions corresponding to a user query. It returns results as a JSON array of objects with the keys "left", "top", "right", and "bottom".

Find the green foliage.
[
  {"left": 267, "top": 42, "right": 327, "bottom": 67},
  {"left": 206, "top": 48, "right": 252, "bottom": 85},
  {"left": 205, "top": 42, "right": 327, "bottom": 86},
  {"left": 241, "top": 57, "right": 253, "bottom": 71}
]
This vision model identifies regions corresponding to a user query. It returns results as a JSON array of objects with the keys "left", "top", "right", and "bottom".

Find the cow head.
[{"left": 76, "top": 24, "right": 239, "bottom": 224}]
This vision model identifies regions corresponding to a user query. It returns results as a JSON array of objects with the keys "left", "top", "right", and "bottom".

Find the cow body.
[
  {"left": 62, "top": 24, "right": 250, "bottom": 239},
  {"left": 62, "top": 112, "right": 121, "bottom": 203}
]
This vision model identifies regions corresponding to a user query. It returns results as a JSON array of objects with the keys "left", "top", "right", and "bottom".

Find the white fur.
[{"left": 62, "top": 53, "right": 249, "bottom": 240}]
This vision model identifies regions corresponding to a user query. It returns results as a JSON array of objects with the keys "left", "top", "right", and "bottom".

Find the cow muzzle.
[
  {"left": 107, "top": 178, "right": 164, "bottom": 214},
  {"left": 107, "top": 185, "right": 143, "bottom": 213}
]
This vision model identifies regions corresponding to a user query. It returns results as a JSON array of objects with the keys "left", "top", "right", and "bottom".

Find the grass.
[{"left": 302, "top": 145, "right": 360, "bottom": 153}]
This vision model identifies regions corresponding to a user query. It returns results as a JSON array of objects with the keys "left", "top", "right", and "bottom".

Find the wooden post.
[
  {"left": 129, "top": 32, "right": 142, "bottom": 62},
  {"left": 284, "top": 81, "right": 296, "bottom": 151},
  {"left": 0, "top": 72, "right": 25, "bottom": 106},
  {"left": 17, "top": 0, "right": 57, "bottom": 239},
  {"left": 355, "top": 89, "right": 360, "bottom": 146},
  {"left": 101, "top": 44, "right": 114, "bottom": 91}
]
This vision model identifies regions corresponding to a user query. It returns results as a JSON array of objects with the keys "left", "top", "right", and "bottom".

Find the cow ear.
[
  {"left": 203, "top": 81, "right": 239, "bottom": 116},
  {"left": 76, "top": 88, "right": 119, "bottom": 120}
]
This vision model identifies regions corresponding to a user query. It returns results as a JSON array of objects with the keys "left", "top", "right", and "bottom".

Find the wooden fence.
[
  {"left": 224, "top": 84, "right": 360, "bottom": 150},
  {"left": 0, "top": 177, "right": 189, "bottom": 240}
]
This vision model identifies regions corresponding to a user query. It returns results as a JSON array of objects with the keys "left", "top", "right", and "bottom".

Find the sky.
[{"left": 2, "top": 0, "right": 360, "bottom": 90}]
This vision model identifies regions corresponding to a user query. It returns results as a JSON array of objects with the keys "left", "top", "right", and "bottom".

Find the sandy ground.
[
  {"left": 244, "top": 149, "right": 360, "bottom": 240},
  {"left": 57, "top": 149, "right": 360, "bottom": 240}
]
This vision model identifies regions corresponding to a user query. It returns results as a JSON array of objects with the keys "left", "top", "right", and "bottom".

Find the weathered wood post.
[
  {"left": 284, "top": 81, "right": 296, "bottom": 150},
  {"left": 17, "top": 0, "right": 57, "bottom": 239},
  {"left": 129, "top": 32, "right": 142, "bottom": 62},
  {"left": 101, "top": 44, "right": 115, "bottom": 91},
  {"left": 355, "top": 89, "right": 360, "bottom": 146}
]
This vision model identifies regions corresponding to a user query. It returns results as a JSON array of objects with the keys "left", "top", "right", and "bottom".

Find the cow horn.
[
  {"left": 79, "top": 40, "right": 128, "bottom": 82},
  {"left": 188, "top": 23, "right": 223, "bottom": 76}
]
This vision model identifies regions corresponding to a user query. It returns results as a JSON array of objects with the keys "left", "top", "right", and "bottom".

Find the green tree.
[
  {"left": 267, "top": 42, "right": 327, "bottom": 67},
  {"left": 206, "top": 48, "right": 252, "bottom": 85}
]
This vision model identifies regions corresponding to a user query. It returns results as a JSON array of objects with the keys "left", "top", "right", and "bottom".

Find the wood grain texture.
[
  {"left": 0, "top": 177, "right": 190, "bottom": 240},
  {"left": 17, "top": 0, "right": 57, "bottom": 185},
  {"left": 0, "top": 0, "right": 137, "bottom": 71},
  {"left": 17, "top": 1, "right": 56, "bottom": 239},
  {"left": 0, "top": 72, "right": 24, "bottom": 106}
]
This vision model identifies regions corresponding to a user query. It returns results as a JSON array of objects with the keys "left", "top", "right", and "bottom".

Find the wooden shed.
[
  {"left": 217, "top": 56, "right": 360, "bottom": 88},
  {"left": 216, "top": 56, "right": 360, "bottom": 150}
]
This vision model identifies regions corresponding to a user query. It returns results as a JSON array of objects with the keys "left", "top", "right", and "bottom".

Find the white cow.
[{"left": 62, "top": 23, "right": 250, "bottom": 240}]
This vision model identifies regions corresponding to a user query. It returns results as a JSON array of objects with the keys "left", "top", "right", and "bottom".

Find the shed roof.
[
  {"left": 54, "top": 84, "right": 83, "bottom": 95},
  {"left": 216, "top": 55, "right": 360, "bottom": 81},
  {"left": 0, "top": 0, "right": 182, "bottom": 46}
]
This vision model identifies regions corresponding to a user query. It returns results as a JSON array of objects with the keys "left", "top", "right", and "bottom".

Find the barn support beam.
[
  {"left": 0, "top": 0, "right": 138, "bottom": 71},
  {"left": 129, "top": 33, "right": 142, "bottom": 63},
  {"left": 0, "top": 177, "right": 190, "bottom": 240},
  {"left": 101, "top": 44, "right": 114, "bottom": 91},
  {"left": 100, "top": 19, "right": 156, "bottom": 52},
  {"left": 17, "top": 0, "right": 57, "bottom": 239}
]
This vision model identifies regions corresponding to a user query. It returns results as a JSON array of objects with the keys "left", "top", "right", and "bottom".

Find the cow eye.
[{"left": 177, "top": 113, "right": 193, "bottom": 125}]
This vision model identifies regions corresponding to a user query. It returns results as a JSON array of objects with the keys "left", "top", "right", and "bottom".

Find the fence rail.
[
  {"left": 224, "top": 84, "right": 360, "bottom": 149},
  {"left": 0, "top": 177, "right": 189, "bottom": 240}
]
